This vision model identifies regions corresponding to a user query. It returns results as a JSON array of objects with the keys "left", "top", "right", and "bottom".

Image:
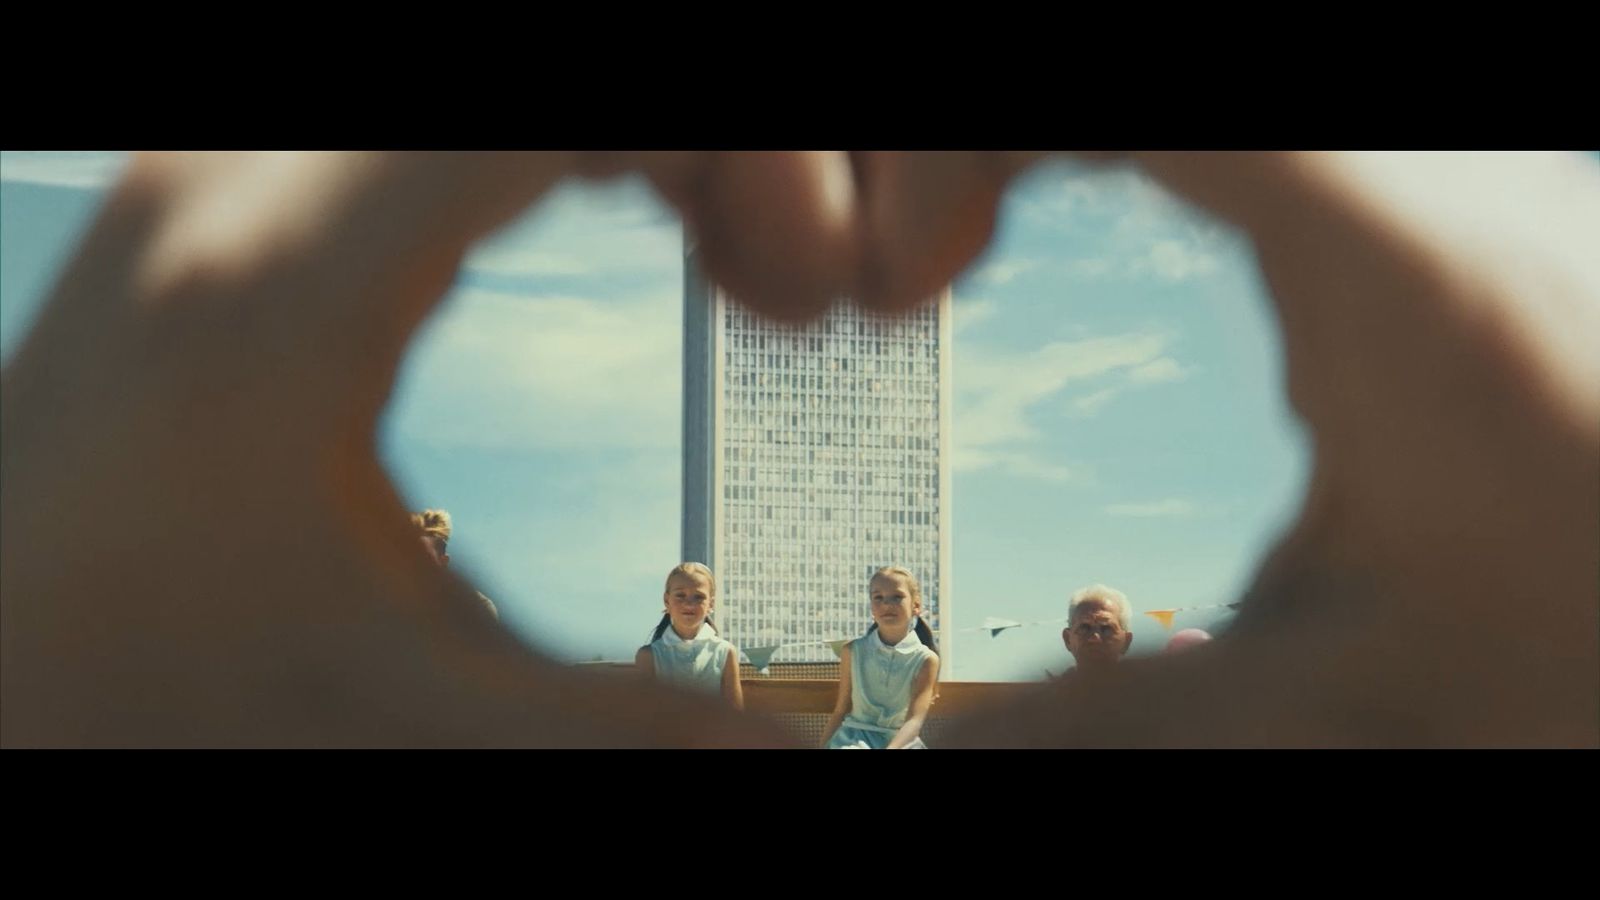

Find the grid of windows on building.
[{"left": 683, "top": 262, "right": 953, "bottom": 669}]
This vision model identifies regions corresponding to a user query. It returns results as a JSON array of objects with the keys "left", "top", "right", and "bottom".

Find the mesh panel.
[{"left": 740, "top": 662, "right": 841, "bottom": 681}]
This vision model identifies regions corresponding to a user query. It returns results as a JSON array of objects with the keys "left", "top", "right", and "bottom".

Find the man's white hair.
[{"left": 1068, "top": 584, "right": 1133, "bottom": 631}]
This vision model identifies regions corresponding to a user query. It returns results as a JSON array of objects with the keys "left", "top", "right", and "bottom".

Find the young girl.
[
  {"left": 822, "top": 566, "right": 941, "bottom": 749},
  {"left": 634, "top": 563, "right": 744, "bottom": 711}
]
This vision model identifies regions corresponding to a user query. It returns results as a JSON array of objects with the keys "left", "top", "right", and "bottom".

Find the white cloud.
[
  {"left": 1020, "top": 170, "right": 1116, "bottom": 221},
  {"left": 1062, "top": 258, "right": 1114, "bottom": 279},
  {"left": 463, "top": 176, "right": 681, "bottom": 280},
  {"left": 1071, "top": 387, "right": 1121, "bottom": 414},
  {"left": 1111, "top": 171, "right": 1198, "bottom": 236},
  {"left": 972, "top": 258, "right": 1038, "bottom": 285},
  {"left": 1112, "top": 177, "right": 1229, "bottom": 282},
  {"left": 1104, "top": 499, "right": 1198, "bottom": 518},
  {"left": 952, "top": 447, "right": 1087, "bottom": 484},
  {"left": 1135, "top": 239, "right": 1221, "bottom": 282},
  {"left": 0, "top": 151, "right": 127, "bottom": 189},
  {"left": 389, "top": 178, "right": 692, "bottom": 456},
  {"left": 1127, "top": 357, "right": 1189, "bottom": 384},
  {"left": 468, "top": 249, "right": 594, "bottom": 277},
  {"left": 953, "top": 297, "right": 999, "bottom": 334},
  {"left": 1012, "top": 162, "right": 1236, "bottom": 285},
  {"left": 389, "top": 286, "right": 680, "bottom": 452},
  {"left": 958, "top": 331, "right": 1173, "bottom": 436}
]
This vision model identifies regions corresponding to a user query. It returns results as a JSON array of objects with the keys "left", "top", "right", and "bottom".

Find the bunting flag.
[
  {"left": 964, "top": 616, "right": 1065, "bottom": 637},
  {"left": 979, "top": 616, "right": 1023, "bottom": 637},
  {"left": 742, "top": 646, "right": 781, "bottom": 672},
  {"left": 1143, "top": 602, "right": 1242, "bottom": 630},
  {"left": 1144, "top": 609, "right": 1178, "bottom": 630},
  {"left": 827, "top": 639, "right": 851, "bottom": 659}
]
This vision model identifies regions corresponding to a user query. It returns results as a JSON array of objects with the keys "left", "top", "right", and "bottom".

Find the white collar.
[
  {"left": 874, "top": 625, "right": 924, "bottom": 654},
  {"left": 662, "top": 621, "right": 714, "bottom": 645}
]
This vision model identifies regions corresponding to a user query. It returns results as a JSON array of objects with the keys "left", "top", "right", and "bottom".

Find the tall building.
[{"left": 681, "top": 239, "right": 953, "bottom": 671}]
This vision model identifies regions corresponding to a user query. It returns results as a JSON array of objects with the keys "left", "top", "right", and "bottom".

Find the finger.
[
  {"left": 853, "top": 151, "right": 1051, "bottom": 313},
  {"left": 943, "top": 151, "right": 1600, "bottom": 748},
  {"left": 639, "top": 150, "right": 860, "bottom": 322}
]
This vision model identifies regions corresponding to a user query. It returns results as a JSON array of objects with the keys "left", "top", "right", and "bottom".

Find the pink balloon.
[{"left": 1165, "top": 628, "right": 1213, "bottom": 653}]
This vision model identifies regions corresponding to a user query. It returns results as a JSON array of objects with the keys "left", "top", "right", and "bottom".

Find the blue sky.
[{"left": 0, "top": 151, "right": 1312, "bottom": 680}]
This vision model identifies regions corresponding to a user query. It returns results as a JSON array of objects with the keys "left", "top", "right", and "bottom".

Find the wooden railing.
[
  {"left": 742, "top": 680, "right": 1044, "bottom": 746},
  {"left": 574, "top": 664, "right": 1050, "bottom": 744},
  {"left": 743, "top": 679, "right": 1041, "bottom": 715}
]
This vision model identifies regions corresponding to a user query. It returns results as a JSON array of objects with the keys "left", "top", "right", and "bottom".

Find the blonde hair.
[
  {"left": 664, "top": 561, "right": 716, "bottom": 598},
  {"left": 871, "top": 566, "right": 922, "bottom": 605},
  {"left": 1068, "top": 584, "right": 1133, "bottom": 631},
  {"left": 653, "top": 562, "right": 718, "bottom": 642},
  {"left": 411, "top": 509, "right": 452, "bottom": 545},
  {"left": 869, "top": 566, "right": 937, "bottom": 654}
]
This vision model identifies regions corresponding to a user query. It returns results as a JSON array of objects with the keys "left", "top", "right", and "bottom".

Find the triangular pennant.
[
  {"left": 742, "top": 646, "right": 781, "bottom": 672},
  {"left": 827, "top": 639, "right": 850, "bottom": 659},
  {"left": 980, "top": 616, "right": 1022, "bottom": 637},
  {"left": 1144, "top": 609, "right": 1177, "bottom": 630}
]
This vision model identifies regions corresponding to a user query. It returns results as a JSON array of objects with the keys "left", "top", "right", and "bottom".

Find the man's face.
[{"left": 1063, "top": 600, "right": 1131, "bottom": 666}]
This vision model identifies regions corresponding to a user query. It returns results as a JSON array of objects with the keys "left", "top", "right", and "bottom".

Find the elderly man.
[{"left": 1061, "top": 584, "right": 1134, "bottom": 675}]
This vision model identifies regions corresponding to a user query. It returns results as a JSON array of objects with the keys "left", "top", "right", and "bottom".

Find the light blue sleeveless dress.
[
  {"left": 649, "top": 622, "right": 737, "bottom": 698},
  {"left": 826, "top": 627, "right": 938, "bottom": 749}
]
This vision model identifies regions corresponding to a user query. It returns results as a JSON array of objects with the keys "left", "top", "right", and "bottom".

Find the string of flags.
[
  {"left": 735, "top": 602, "right": 1242, "bottom": 670},
  {"left": 1141, "top": 602, "right": 1242, "bottom": 630}
]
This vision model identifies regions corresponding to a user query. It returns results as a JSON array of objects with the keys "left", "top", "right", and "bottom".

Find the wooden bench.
[
  {"left": 576, "top": 664, "right": 1049, "bottom": 746},
  {"left": 743, "top": 680, "right": 1044, "bottom": 747}
]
